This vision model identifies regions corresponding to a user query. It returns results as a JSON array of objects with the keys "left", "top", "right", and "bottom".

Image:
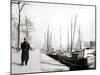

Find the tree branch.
[{"left": 20, "top": 3, "right": 25, "bottom": 12}]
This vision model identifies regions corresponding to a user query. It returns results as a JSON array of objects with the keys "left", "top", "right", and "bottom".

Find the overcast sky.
[{"left": 12, "top": 1, "right": 95, "bottom": 49}]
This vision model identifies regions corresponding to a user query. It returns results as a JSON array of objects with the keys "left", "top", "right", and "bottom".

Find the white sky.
[{"left": 12, "top": 2, "right": 95, "bottom": 49}]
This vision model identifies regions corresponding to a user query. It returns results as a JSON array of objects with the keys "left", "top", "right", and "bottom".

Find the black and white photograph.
[{"left": 11, "top": 0, "right": 96, "bottom": 74}]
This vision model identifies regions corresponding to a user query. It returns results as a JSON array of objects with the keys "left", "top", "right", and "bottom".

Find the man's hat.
[{"left": 24, "top": 38, "right": 26, "bottom": 40}]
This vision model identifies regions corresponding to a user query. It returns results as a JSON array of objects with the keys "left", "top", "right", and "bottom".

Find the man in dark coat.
[{"left": 21, "top": 38, "right": 30, "bottom": 66}]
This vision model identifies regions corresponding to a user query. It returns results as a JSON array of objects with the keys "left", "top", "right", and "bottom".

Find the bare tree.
[
  {"left": 11, "top": 0, "right": 26, "bottom": 50},
  {"left": 21, "top": 16, "right": 33, "bottom": 42}
]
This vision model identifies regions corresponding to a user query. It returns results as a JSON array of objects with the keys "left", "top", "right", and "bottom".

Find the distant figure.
[{"left": 21, "top": 38, "right": 30, "bottom": 66}]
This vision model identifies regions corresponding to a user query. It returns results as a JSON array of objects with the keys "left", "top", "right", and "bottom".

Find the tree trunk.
[
  {"left": 17, "top": 2, "right": 20, "bottom": 51},
  {"left": 26, "top": 32, "right": 29, "bottom": 42}
]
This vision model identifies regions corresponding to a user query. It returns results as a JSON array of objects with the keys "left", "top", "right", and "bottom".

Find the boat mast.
[
  {"left": 72, "top": 15, "right": 77, "bottom": 51},
  {"left": 78, "top": 26, "right": 82, "bottom": 50},
  {"left": 60, "top": 25, "right": 62, "bottom": 50},
  {"left": 46, "top": 25, "right": 52, "bottom": 52},
  {"left": 67, "top": 27, "right": 69, "bottom": 53},
  {"left": 70, "top": 15, "right": 77, "bottom": 55},
  {"left": 47, "top": 25, "right": 49, "bottom": 51},
  {"left": 50, "top": 32, "right": 52, "bottom": 50},
  {"left": 44, "top": 32, "right": 47, "bottom": 50},
  {"left": 78, "top": 26, "right": 84, "bottom": 58},
  {"left": 70, "top": 21, "right": 73, "bottom": 55}
]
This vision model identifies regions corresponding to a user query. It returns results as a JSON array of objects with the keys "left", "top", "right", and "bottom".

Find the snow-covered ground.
[
  {"left": 12, "top": 49, "right": 69, "bottom": 74},
  {"left": 12, "top": 48, "right": 95, "bottom": 74},
  {"left": 12, "top": 49, "right": 42, "bottom": 74},
  {"left": 41, "top": 53, "right": 69, "bottom": 72}
]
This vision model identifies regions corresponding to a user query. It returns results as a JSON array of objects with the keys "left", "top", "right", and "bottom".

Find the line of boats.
[{"left": 42, "top": 15, "right": 95, "bottom": 70}]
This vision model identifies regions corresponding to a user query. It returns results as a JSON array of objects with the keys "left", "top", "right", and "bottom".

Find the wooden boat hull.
[
  {"left": 47, "top": 54, "right": 89, "bottom": 71},
  {"left": 57, "top": 54, "right": 89, "bottom": 70}
]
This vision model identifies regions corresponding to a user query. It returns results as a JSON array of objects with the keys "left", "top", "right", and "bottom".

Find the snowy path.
[
  {"left": 41, "top": 53, "right": 69, "bottom": 72},
  {"left": 12, "top": 49, "right": 69, "bottom": 74},
  {"left": 12, "top": 49, "right": 41, "bottom": 74},
  {"left": 12, "top": 48, "right": 95, "bottom": 74}
]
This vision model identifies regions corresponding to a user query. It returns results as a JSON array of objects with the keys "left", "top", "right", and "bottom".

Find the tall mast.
[
  {"left": 44, "top": 32, "right": 47, "bottom": 50},
  {"left": 70, "top": 21, "right": 73, "bottom": 54},
  {"left": 70, "top": 15, "right": 77, "bottom": 55},
  {"left": 60, "top": 25, "right": 62, "bottom": 50},
  {"left": 72, "top": 15, "right": 77, "bottom": 51},
  {"left": 47, "top": 25, "right": 49, "bottom": 51},
  {"left": 78, "top": 26, "right": 82, "bottom": 50},
  {"left": 67, "top": 28, "right": 69, "bottom": 53},
  {"left": 50, "top": 32, "right": 52, "bottom": 50}
]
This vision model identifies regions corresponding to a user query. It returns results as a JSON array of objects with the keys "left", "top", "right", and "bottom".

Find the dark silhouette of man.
[{"left": 21, "top": 38, "right": 30, "bottom": 66}]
